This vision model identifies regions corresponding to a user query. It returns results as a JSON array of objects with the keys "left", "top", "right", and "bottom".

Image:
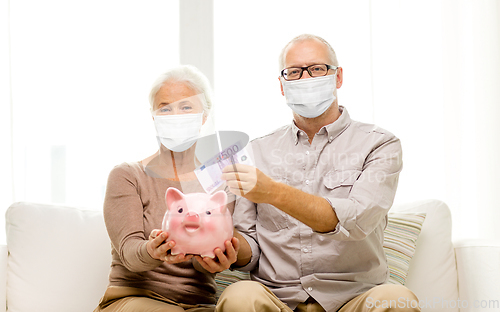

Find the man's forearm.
[
  {"left": 269, "top": 181, "right": 339, "bottom": 233},
  {"left": 233, "top": 230, "right": 252, "bottom": 267}
]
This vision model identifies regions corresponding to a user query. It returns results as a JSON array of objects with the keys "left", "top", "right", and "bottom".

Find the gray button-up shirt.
[{"left": 233, "top": 106, "right": 403, "bottom": 312}]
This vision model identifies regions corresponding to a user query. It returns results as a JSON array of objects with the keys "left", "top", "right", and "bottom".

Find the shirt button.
[
  {"left": 305, "top": 180, "right": 309, "bottom": 185},
  {"left": 329, "top": 136, "right": 333, "bottom": 140},
  {"left": 308, "top": 287, "right": 313, "bottom": 292},
  {"left": 305, "top": 151, "right": 309, "bottom": 155},
  {"left": 303, "top": 248, "right": 308, "bottom": 253}
]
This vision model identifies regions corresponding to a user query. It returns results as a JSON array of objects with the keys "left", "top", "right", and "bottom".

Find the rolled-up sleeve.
[
  {"left": 231, "top": 196, "right": 261, "bottom": 271},
  {"left": 325, "top": 135, "right": 402, "bottom": 241}
]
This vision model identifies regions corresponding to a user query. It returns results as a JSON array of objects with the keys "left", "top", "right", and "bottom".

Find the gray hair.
[
  {"left": 278, "top": 34, "right": 339, "bottom": 70},
  {"left": 148, "top": 65, "right": 213, "bottom": 116}
]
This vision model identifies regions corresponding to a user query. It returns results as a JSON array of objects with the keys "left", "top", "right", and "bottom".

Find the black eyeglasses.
[{"left": 281, "top": 64, "right": 338, "bottom": 81}]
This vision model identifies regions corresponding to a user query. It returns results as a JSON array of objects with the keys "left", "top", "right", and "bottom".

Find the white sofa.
[{"left": 1, "top": 199, "right": 499, "bottom": 312}]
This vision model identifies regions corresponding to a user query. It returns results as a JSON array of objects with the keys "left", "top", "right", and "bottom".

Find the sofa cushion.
[
  {"left": 391, "top": 199, "right": 459, "bottom": 312},
  {"left": 215, "top": 270, "right": 250, "bottom": 299},
  {"left": 384, "top": 212, "right": 426, "bottom": 285},
  {"left": 5, "top": 202, "right": 111, "bottom": 312}
]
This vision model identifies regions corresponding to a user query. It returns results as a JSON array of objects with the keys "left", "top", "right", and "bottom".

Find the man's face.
[{"left": 280, "top": 39, "right": 343, "bottom": 95}]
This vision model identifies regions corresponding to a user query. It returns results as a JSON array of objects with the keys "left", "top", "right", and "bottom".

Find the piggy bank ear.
[
  {"left": 165, "top": 187, "right": 185, "bottom": 211},
  {"left": 210, "top": 190, "right": 228, "bottom": 212}
]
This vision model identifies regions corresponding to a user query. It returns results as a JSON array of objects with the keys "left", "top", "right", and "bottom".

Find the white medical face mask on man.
[
  {"left": 281, "top": 74, "right": 336, "bottom": 118},
  {"left": 153, "top": 113, "right": 204, "bottom": 152}
]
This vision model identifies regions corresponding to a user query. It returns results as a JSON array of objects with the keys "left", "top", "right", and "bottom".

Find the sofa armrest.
[
  {"left": 454, "top": 239, "right": 500, "bottom": 311},
  {"left": 0, "top": 244, "right": 7, "bottom": 312}
]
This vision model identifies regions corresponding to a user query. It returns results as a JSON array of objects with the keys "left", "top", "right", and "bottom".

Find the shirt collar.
[
  {"left": 291, "top": 106, "right": 351, "bottom": 145},
  {"left": 291, "top": 122, "right": 303, "bottom": 145}
]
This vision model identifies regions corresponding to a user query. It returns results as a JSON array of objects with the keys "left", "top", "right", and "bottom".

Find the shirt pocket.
[
  {"left": 322, "top": 169, "right": 362, "bottom": 198},
  {"left": 257, "top": 203, "right": 290, "bottom": 232}
]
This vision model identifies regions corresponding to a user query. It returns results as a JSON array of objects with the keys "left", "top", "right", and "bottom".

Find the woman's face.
[{"left": 153, "top": 81, "right": 205, "bottom": 116}]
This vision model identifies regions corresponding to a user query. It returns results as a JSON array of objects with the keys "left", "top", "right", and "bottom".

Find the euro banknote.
[{"left": 195, "top": 142, "right": 254, "bottom": 194}]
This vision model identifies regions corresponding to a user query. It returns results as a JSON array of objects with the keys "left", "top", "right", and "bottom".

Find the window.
[{"left": 9, "top": 0, "right": 180, "bottom": 211}]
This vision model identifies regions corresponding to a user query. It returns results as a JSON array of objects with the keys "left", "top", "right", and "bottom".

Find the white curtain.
[
  {"left": 439, "top": 0, "right": 500, "bottom": 240},
  {"left": 369, "top": 0, "right": 500, "bottom": 240},
  {"left": 1, "top": 0, "right": 181, "bottom": 244},
  {"left": 0, "top": 0, "right": 13, "bottom": 241}
]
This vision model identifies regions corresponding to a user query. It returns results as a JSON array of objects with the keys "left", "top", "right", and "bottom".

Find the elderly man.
[{"left": 218, "top": 34, "right": 420, "bottom": 312}]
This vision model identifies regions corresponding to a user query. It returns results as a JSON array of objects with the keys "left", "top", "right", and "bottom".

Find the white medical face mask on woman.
[
  {"left": 153, "top": 113, "right": 204, "bottom": 152},
  {"left": 281, "top": 74, "right": 336, "bottom": 118}
]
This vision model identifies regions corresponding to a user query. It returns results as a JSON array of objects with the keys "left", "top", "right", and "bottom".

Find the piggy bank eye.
[
  {"left": 206, "top": 210, "right": 212, "bottom": 215},
  {"left": 177, "top": 207, "right": 183, "bottom": 213}
]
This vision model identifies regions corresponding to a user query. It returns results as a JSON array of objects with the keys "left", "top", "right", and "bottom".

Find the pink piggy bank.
[{"left": 162, "top": 187, "right": 233, "bottom": 258}]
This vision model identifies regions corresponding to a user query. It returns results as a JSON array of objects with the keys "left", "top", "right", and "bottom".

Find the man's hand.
[
  {"left": 194, "top": 237, "right": 240, "bottom": 273},
  {"left": 222, "top": 164, "right": 339, "bottom": 233},
  {"left": 221, "top": 164, "right": 275, "bottom": 203}
]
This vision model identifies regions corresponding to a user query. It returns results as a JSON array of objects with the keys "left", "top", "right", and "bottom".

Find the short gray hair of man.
[
  {"left": 278, "top": 34, "right": 339, "bottom": 70},
  {"left": 148, "top": 65, "right": 213, "bottom": 116}
]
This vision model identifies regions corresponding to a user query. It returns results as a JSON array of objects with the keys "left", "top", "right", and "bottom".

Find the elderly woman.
[{"left": 94, "top": 65, "right": 239, "bottom": 312}]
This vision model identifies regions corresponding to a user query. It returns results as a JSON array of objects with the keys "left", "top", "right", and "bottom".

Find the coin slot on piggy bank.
[{"left": 161, "top": 187, "right": 233, "bottom": 258}]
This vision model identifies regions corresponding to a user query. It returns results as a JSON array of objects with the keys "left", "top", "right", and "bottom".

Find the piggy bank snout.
[
  {"left": 185, "top": 211, "right": 200, "bottom": 221},
  {"left": 182, "top": 212, "right": 201, "bottom": 232}
]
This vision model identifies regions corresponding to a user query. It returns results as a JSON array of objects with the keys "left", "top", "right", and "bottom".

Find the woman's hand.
[
  {"left": 147, "top": 229, "right": 193, "bottom": 264},
  {"left": 193, "top": 237, "right": 240, "bottom": 273}
]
